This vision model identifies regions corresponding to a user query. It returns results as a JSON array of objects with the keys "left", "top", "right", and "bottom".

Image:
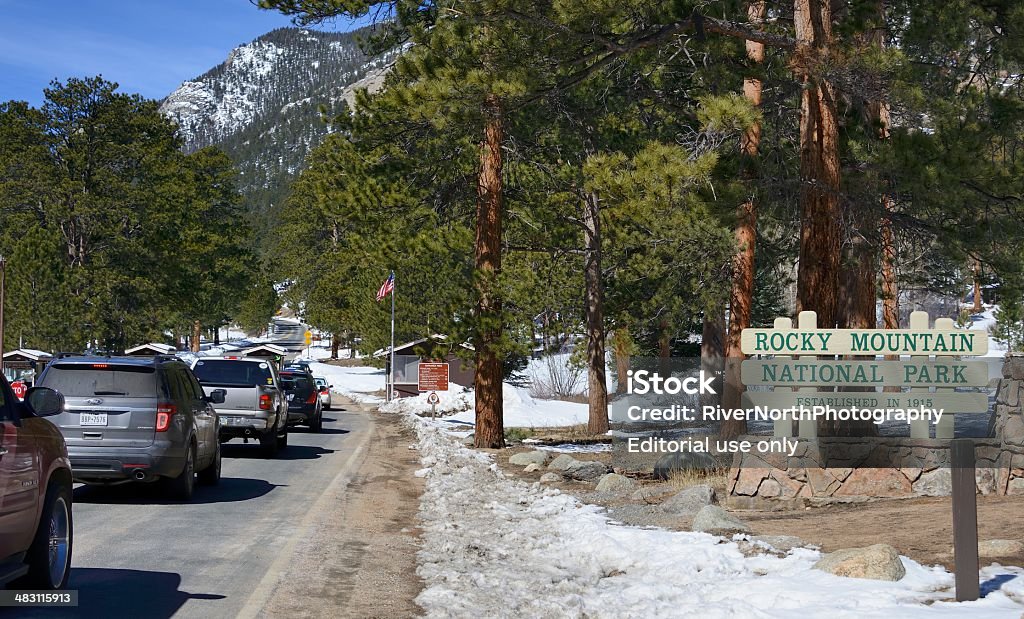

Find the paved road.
[{"left": 7, "top": 406, "right": 370, "bottom": 619}]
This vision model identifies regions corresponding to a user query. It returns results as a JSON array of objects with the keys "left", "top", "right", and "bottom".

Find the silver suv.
[
  {"left": 189, "top": 357, "right": 289, "bottom": 457},
  {"left": 37, "top": 355, "right": 222, "bottom": 500}
]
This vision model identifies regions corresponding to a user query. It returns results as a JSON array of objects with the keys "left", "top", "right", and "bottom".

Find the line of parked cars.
[{"left": 0, "top": 353, "right": 334, "bottom": 590}]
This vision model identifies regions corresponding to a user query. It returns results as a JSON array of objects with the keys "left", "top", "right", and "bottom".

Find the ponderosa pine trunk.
[
  {"left": 794, "top": 0, "right": 842, "bottom": 329},
  {"left": 701, "top": 310, "right": 725, "bottom": 411},
  {"left": 611, "top": 329, "right": 632, "bottom": 395},
  {"left": 973, "top": 257, "right": 983, "bottom": 312},
  {"left": 191, "top": 320, "right": 201, "bottom": 354},
  {"left": 474, "top": 94, "right": 505, "bottom": 449},
  {"left": 721, "top": 0, "right": 765, "bottom": 440},
  {"left": 582, "top": 191, "right": 609, "bottom": 434},
  {"left": 880, "top": 199, "right": 899, "bottom": 329}
]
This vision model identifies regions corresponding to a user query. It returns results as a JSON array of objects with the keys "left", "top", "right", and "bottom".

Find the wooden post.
[
  {"left": 797, "top": 311, "right": 818, "bottom": 439},
  {"left": 773, "top": 316, "right": 794, "bottom": 438},
  {"left": 935, "top": 317, "right": 957, "bottom": 439},
  {"left": 951, "top": 438, "right": 980, "bottom": 602},
  {"left": 909, "top": 311, "right": 931, "bottom": 438}
]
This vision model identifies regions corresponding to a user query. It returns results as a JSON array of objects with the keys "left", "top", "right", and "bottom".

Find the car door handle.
[{"left": 0, "top": 447, "right": 8, "bottom": 456}]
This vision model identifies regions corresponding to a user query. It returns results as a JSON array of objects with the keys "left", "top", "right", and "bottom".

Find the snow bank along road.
[
  {"left": 7, "top": 404, "right": 372, "bottom": 619},
  {"left": 411, "top": 417, "right": 1024, "bottom": 618}
]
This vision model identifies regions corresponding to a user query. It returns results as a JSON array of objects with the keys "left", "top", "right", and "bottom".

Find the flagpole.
[{"left": 389, "top": 270, "right": 396, "bottom": 402}]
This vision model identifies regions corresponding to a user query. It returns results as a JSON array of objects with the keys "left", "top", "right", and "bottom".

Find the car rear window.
[
  {"left": 41, "top": 363, "right": 159, "bottom": 397},
  {"left": 280, "top": 374, "right": 313, "bottom": 392},
  {"left": 192, "top": 360, "right": 273, "bottom": 387}
]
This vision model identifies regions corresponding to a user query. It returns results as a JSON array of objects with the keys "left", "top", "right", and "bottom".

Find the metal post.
[
  {"left": 389, "top": 270, "right": 396, "bottom": 402},
  {"left": 951, "top": 438, "right": 980, "bottom": 602}
]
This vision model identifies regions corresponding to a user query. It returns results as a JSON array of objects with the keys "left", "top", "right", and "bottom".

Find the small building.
[
  {"left": 125, "top": 342, "right": 176, "bottom": 356},
  {"left": 240, "top": 344, "right": 291, "bottom": 369},
  {"left": 2, "top": 349, "right": 54, "bottom": 385},
  {"left": 377, "top": 336, "right": 475, "bottom": 399}
]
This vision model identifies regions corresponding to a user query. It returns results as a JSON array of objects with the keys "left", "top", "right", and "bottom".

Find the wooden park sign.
[
  {"left": 741, "top": 327, "right": 987, "bottom": 356},
  {"left": 742, "top": 359, "right": 989, "bottom": 388},
  {"left": 418, "top": 362, "right": 449, "bottom": 392}
]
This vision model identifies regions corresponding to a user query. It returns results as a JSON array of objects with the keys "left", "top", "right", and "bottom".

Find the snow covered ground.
[
  {"left": 409, "top": 415, "right": 1024, "bottom": 618},
  {"left": 307, "top": 362, "right": 387, "bottom": 405},
  {"left": 302, "top": 361, "right": 597, "bottom": 428}
]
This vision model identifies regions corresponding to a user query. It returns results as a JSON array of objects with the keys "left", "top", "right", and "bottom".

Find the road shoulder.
[{"left": 255, "top": 398, "right": 424, "bottom": 618}]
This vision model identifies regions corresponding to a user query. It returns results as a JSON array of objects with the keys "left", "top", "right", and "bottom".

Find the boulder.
[
  {"left": 630, "top": 483, "right": 678, "bottom": 502},
  {"left": 751, "top": 535, "right": 807, "bottom": 553},
  {"left": 509, "top": 450, "right": 550, "bottom": 467},
  {"left": 691, "top": 505, "right": 750, "bottom": 535},
  {"left": 523, "top": 463, "right": 542, "bottom": 473},
  {"left": 963, "top": 539, "right": 1024, "bottom": 558},
  {"left": 660, "top": 484, "right": 716, "bottom": 515},
  {"left": 461, "top": 434, "right": 475, "bottom": 446},
  {"left": 564, "top": 460, "right": 609, "bottom": 482},
  {"left": 539, "top": 472, "right": 562, "bottom": 483},
  {"left": 548, "top": 454, "right": 579, "bottom": 471},
  {"left": 595, "top": 473, "right": 638, "bottom": 494},
  {"left": 913, "top": 468, "right": 952, "bottom": 497},
  {"left": 813, "top": 544, "right": 906, "bottom": 581},
  {"left": 653, "top": 450, "right": 720, "bottom": 480}
]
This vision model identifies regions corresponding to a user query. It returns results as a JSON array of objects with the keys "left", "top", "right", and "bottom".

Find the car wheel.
[
  {"left": 198, "top": 440, "right": 221, "bottom": 486},
  {"left": 18, "top": 480, "right": 72, "bottom": 590},
  {"left": 309, "top": 410, "right": 323, "bottom": 432},
  {"left": 260, "top": 429, "right": 280, "bottom": 458},
  {"left": 166, "top": 444, "right": 195, "bottom": 501},
  {"left": 277, "top": 426, "right": 289, "bottom": 450}
]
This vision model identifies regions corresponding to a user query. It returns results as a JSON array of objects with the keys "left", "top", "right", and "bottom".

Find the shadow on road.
[
  {"left": 1, "top": 568, "right": 225, "bottom": 619},
  {"left": 296, "top": 427, "right": 349, "bottom": 436},
  {"left": 74, "top": 477, "right": 282, "bottom": 505},
  {"left": 222, "top": 443, "right": 336, "bottom": 460}
]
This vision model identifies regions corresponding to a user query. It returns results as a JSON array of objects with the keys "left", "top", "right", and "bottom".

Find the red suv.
[{"left": 0, "top": 374, "right": 73, "bottom": 590}]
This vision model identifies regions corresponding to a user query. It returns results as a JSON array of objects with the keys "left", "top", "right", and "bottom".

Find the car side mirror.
[
  {"left": 24, "top": 387, "right": 65, "bottom": 417},
  {"left": 207, "top": 389, "right": 227, "bottom": 404}
]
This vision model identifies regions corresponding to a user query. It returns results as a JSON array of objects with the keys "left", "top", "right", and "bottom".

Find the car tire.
[
  {"left": 18, "top": 480, "right": 72, "bottom": 590},
  {"left": 277, "top": 426, "right": 289, "bottom": 450},
  {"left": 309, "top": 410, "right": 322, "bottom": 432},
  {"left": 198, "top": 441, "right": 221, "bottom": 486},
  {"left": 260, "top": 429, "right": 280, "bottom": 458},
  {"left": 166, "top": 444, "right": 195, "bottom": 501}
]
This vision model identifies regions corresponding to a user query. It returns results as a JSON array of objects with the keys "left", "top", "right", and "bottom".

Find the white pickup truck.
[{"left": 190, "top": 357, "right": 289, "bottom": 457}]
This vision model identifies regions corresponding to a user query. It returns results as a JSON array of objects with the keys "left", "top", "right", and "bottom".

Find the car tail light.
[
  {"left": 320, "top": 388, "right": 329, "bottom": 394},
  {"left": 156, "top": 403, "right": 176, "bottom": 432},
  {"left": 305, "top": 390, "right": 318, "bottom": 404},
  {"left": 259, "top": 394, "right": 272, "bottom": 410}
]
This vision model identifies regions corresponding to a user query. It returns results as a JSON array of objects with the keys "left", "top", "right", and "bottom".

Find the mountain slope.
[{"left": 160, "top": 26, "right": 395, "bottom": 232}]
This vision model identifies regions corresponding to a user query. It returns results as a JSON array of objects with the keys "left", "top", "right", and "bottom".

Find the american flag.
[{"left": 376, "top": 272, "right": 394, "bottom": 301}]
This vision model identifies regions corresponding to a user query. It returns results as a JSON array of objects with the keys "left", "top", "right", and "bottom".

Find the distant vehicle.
[
  {"left": 0, "top": 377, "right": 73, "bottom": 589},
  {"left": 279, "top": 370, "right": 323, "bottom": 432},
  {"left": 284, "top": 361, "right": 313, "bottom": 373},
  {"left": 313, "top": 376, "right": 332, "bottom": 410},
  {"left": 37, "top": 355, "right": 222, "bottom": 500},
  {"left": 190, "top": 357, "right": 289, "bottom": 457}
]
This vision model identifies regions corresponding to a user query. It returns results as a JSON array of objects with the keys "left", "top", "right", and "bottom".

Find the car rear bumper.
[
  {"left": 218, "top": 414, "right": 274, "bottom": 439},
  {"left": 67, "top": 445, "right": 187, "bottom": 483},
  {"left": 286, "top": 405, "right": 316, "bottom": 424}
]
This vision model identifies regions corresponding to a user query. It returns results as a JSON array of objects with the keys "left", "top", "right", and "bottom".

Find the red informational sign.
[
  {"left": 11, "top": 381, "right": 27, "bottom": 400},
  {"left": 418, "top": 362, "right": 449, "bottom": 392}
]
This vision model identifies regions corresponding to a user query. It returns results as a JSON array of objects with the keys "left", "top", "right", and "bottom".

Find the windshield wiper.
[{"left": 93, "top": 390, "right": 127, "bottom": 396}]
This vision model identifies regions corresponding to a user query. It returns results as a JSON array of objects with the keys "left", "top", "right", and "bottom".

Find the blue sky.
[{"left": 0, "top": 0, "right": 361, "bottom": 106}]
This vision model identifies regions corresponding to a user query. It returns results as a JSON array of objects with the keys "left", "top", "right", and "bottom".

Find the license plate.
[
  {"left": 287, "top": 394, "right": 295, "bottom": 402},
  {"left": 80, "top": 412, "right": 108, "bottom": 426}
]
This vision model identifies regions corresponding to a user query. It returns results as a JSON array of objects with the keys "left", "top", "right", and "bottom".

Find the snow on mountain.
[{"left": 159, "top": 26, "right": 397, "bottom": 218}]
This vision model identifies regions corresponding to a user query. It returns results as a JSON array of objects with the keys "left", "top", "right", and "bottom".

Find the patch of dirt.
[
  {"left": 259, "top": 400, "right": 424, "bottom": 619},
  {"left": 742, "top": 495, "right": 1024, "bottom": 570}
]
